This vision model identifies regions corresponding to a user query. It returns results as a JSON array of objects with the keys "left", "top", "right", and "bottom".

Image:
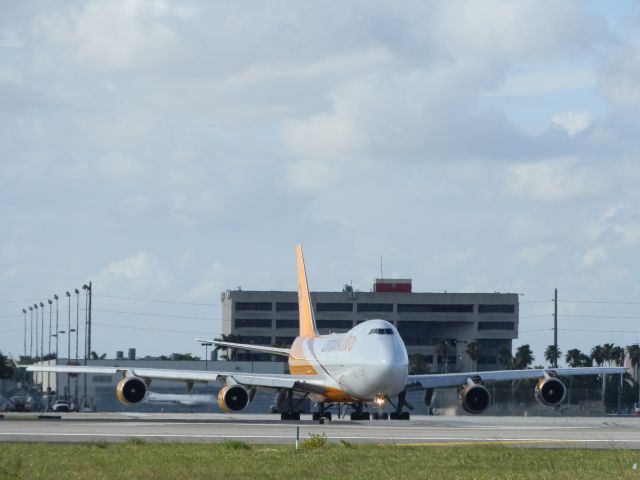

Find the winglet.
[{"left": 296, "top": 244, "right": 318, "bottom": 337}]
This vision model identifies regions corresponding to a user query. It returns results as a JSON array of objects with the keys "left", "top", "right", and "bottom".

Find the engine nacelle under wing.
[
  {"left": 217, "top": 385, "right": 250, "bottom": 412},
  {"left": 116, "top": 377, "right": 148, "bottom": 406},
  {"left": 460, "top": 384, "right": 491, "bottom": 414},
  {"left": 535, "top": 377, "right": 566, "bottom": 407}
]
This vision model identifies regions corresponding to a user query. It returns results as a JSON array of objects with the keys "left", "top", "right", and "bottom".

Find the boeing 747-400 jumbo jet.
[{"left": 27, "top": 245, "right": 629, "bottom": 420}]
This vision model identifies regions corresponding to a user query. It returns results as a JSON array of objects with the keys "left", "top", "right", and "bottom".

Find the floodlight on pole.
[
  {"left": 29, "top": 306, "right": 33, "bottom": 357},
  {"left": 82, "top": 282, "right": 92, "bottom": 369},
  {"left": 33, "top": 304, "right": 39, "bottom": 359},
  {"left": 54, "top": 294, "right": 60, "bottom": 399},
  {"left": 47, "top": 299, "right": 53, "bottom": 402},
  {"left": 39, "top": 302, "right": 44, "bottom": 362},
  {"left": 65, "top": 291, "right": 71, "bottom": 401},
  {"left": 82, "top": 284, "right": 90, "bottom": 407},
  {"left": 22, "top": 309, "right": 27, "bottom": 357}
]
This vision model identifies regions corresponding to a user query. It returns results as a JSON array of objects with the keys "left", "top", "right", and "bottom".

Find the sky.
[{"left": 2, "top": 0, "right": 640, "bottom": 365}]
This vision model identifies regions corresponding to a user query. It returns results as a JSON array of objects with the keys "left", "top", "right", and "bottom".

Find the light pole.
[
  {"left": 33, "top": 304, "right": 39, "bottom": 359},
  {"left": 47, "top": 299, "right": 53, "bottom": 403},
  {"left": 47, "top": 300, "right": 52, "bottom": 358},
  {"left": 29, "top": 306, "right": 33, "bottom": 357},
  {"left": 39, "top": 302, "right": 44, "bottom": 361},
  {"left": 22, "top": 309, "right": 27, "bottom": 358},
  {"left": 66, "top": 291, "right": 71, "bottom": 401},
  {"left": 82, "top": 284, "right": 90, "bottom": 406},
  {"left": 83, "top": 282, "right": 92, "bottom": 367},
  {"left": 54, "top": 294, "right": 59, "bottom": 398},
  {"left": 74, "top": 288, "right": 80, "bottom": 408}
]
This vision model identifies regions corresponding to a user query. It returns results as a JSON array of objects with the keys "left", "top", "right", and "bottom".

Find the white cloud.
[
  {"left": 491, "top": 68, "right": 596, "bottom": 97},
  {"left": 431, "top": 0, "right": 605, "bottom": 60},
  {"left": 582, "top": 247, "right": 607, "bottom": 267},
  {"left": 507, "top": 157, "right": 606, "bottom": 202},
  {"left": 599, "top": 41, "right": 640, "bottom": 107},
  {"left": 93, "top": 253, "right": 167, "bottom": 291},
  {"left": 507, "top": 217, "right": 547, "bottom": 243},
  {"left": 551, "top": 111, "right": 595, "bottom": 136},
  {"left": 99, "top": 152, "right": 145, "bottom": 180},
  {"left": 514, "top": 244, "right": 558, "bottom": 265},
  {"left": 35, "top": 0, "right": 182, "bottom": 72}
]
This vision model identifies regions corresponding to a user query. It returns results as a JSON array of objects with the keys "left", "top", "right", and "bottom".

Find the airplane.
[{"left": 26, "top": 245, "right": 629, "bottom": 421}]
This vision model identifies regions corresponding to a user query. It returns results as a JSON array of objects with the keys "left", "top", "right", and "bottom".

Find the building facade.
[{"left": 221, "top": 279, "right": 519, "bottom": 372}]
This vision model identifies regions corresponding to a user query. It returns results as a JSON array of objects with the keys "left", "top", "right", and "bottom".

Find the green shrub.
[
  {"left": 218, "top": 440, "right": 250, "bottom": 450},
  {"left": 301, "top": 432, "right": 327, "bottom": 449}
]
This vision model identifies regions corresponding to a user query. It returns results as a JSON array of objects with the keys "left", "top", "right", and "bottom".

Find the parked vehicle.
[
  {"left": 52, "top": 400, "right": 70, "bottom": 413},
  {"left": 8, "top": 395, "right": 31, "bottom": 412}
]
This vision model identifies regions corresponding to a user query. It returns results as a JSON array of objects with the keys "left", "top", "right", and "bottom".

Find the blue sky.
[{"left": 2, "top": 1, "right": 640, "bottom": 365}]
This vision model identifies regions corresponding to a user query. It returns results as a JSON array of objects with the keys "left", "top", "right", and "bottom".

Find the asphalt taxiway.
[{"left": 1, "top": 413, "right": 639, "bottom": 448}]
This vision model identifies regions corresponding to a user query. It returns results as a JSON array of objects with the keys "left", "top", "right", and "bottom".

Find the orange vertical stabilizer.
[{"left": 296, "top": 244, "right": 318, "bottom": 337}]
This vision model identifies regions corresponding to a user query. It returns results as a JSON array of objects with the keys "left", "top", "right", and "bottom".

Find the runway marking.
[
  {"left": 65, "top": 421, "right": 594, "bottom": 432},
  {"left": 1, "top": 432, "right": 639, "bottom": 444}
]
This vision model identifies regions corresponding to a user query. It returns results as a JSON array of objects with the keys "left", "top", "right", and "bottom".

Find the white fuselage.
[{"left": 299, "top": 319, "right": 409, "bottom": 402}]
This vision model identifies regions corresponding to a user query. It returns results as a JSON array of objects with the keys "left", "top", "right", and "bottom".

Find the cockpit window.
[{"left": 368, "top": 328, "right": 394, "bottom": 335}]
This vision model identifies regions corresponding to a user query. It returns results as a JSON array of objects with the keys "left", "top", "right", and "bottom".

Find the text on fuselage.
[{"left": 321, "top": 335, "right": 357, "bottom": 353}]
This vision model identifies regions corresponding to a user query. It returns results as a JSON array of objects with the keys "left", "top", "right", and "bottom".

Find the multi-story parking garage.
[{"left": 221, "top": 279, "right": 519, "bottom": 372}]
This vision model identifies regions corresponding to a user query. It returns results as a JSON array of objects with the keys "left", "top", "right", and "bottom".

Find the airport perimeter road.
[{"left": 1, "top": 414, "right": 640, "bottom": 448}]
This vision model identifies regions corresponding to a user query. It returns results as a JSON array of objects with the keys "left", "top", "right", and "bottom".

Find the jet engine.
[
  {"left": 535, "top": 377, "right": 566, "bottom": 407},
  {"left": 460, "top": 384, "right": 491, "bottom": 414},
  {"left": 116, "top": 377, "right": 148, "bottom": 405},
  {"left": 217, "top": 385, "right": 250, "bottom": 412}
]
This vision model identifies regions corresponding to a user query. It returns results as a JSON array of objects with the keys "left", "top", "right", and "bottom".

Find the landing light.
[{"left": 374, "top": 394, "right": 386, "bottom": 407}]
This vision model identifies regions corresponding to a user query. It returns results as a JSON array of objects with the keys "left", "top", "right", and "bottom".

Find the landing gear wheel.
[
  {"left": 390, "top": 411, "right": 410, "bottom": 420},
  {"left": 322, "top": 412, "right": 332, "bottom": 421},
  {"left": 350, "top": 411, "right": 371, "bottom": 421},
  {"left": 281, "top": 411, "right": 301, "bottom": 421},
  {"left": 312, "top": 412, "right": 321, "bottom": 421}
]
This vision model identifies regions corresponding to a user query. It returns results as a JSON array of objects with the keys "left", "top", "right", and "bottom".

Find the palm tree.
[
  {"left": 0, "top": 351, "right": 15, "bottom": 379},
  {"left": 602, "top": 343, "right": 615, "bottom": 366},
  {"left": 626, "top": 344, "right": 640, "bottom": 383},
  {"left": 514, "top": 344, "right": 534, "bottom": 369},
  {"left": 465, "top": 341, "right": 480, "bottom": 371},
  {"left": 591, "top": 345, "right": 605, "bottom": 366},
  {"left": 565, "top": 348, "right": 584, "bottom": 368},
  {"left": 214, "top": 334, "right": 242, "bottom": 361},
  {"left": 544, "top": 345, "right": 562, "bottom": 368},
  {"left": 409, "top": 354, "right": 430, "bottom": 375},
  {"left": 436, "top": 340, "right": 451, "bottom": 373},
  {"left": 496, "top": 348, "right": 513, "bottom": 369},
  {"left": 611, "top": 346, "right": 625, "bottom": 366}
]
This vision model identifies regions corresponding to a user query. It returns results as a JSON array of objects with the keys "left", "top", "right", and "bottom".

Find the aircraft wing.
[
  {"left": 24, "top": 364, "right": 325, "bottom": 394},
  {"left": 407, "top": 365, "right": 628, "bottom": 390},
  {"left": 196, "top": 339, "right": 291, "bottom": 357}
]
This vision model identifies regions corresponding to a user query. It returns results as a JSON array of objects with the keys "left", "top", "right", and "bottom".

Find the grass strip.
[{"left": 1, "top": 442, "right": 640, "bottom": 479}]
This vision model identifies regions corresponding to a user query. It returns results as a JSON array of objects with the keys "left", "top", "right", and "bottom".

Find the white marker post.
[{"left": 295, "top": 426, "right": 299, "bottom": 450}]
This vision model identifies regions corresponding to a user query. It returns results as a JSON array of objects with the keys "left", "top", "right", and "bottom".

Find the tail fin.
[{"left": 296, "top": 244, "right": 318, "bottom": 337}]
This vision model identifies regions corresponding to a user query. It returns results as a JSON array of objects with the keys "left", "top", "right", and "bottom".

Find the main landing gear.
[
  {"left": 278, "top": 391, "right": 306, "bottom": 421},
  {"left": 312, "top": 402, "right": 332, "bottom": 422},
  {"left": 349, "top": 403, "right": 371, "bottom": 421}
]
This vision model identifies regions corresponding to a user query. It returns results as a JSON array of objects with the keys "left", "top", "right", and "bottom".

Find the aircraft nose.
[{"left": 369, "top": 346, "right": 407, "bottom": 394}]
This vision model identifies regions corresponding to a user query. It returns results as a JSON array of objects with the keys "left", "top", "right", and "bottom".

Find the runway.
[{"left": 2, "top": 413, "right": 640, "bottom": 448}]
